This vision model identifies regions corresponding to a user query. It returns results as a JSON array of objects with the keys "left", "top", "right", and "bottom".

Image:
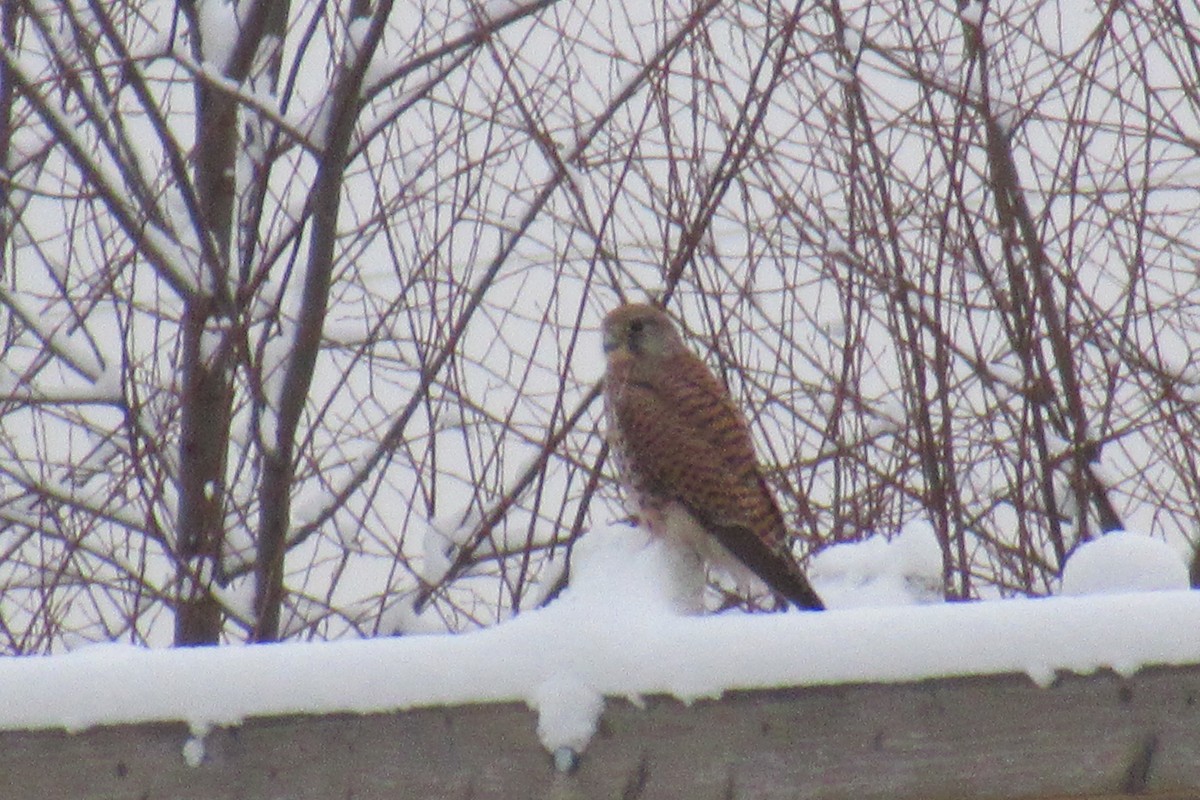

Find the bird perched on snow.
[{"left": 601, "top": 302, "right": 824, "bottom": 611}]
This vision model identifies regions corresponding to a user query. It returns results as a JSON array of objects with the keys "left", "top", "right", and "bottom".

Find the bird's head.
[{"left": 602, "top": 303, "right": 685, "bottom": 364}]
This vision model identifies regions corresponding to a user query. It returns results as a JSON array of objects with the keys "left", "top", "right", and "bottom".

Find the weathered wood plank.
[{"left": 3, "top": 664, "right": 1199, "bottom": 799}]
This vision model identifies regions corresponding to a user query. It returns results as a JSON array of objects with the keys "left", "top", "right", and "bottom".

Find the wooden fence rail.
[{"left": 4, "top": 664, "right": 1200, "bottom": 799}]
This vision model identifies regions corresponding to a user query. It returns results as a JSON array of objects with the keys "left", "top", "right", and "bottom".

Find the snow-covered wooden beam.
[
  {"left": 3, "top": 663, "right": 1200, "bottom": 799},
  {"left": 3, "top": 530, "right": 1197, "bottom": 798}
]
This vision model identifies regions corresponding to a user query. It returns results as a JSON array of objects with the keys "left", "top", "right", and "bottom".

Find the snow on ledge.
[
  {"left": 2, "top": 591, "right": 1199, "bottom": 730},
  {"left": 1, "top": 527, "right": 1197, "bottom": 759}
]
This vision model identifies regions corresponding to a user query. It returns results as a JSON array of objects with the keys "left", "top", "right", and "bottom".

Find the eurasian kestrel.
[{"left": 601, "top": 303, "right": 825, "bottom": 611}]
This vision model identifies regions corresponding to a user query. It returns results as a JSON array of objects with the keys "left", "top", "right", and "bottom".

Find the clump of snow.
[
  {"left": 825, "top": 229, "right": 849, "bottom": 257},
  {"left": 865, "top": 397, "right": 907, "bottom": 436},
  {"left": 1061, "top": 530, "right": 1189, "bottom": 597},
  {"left": 518, "top": 554, "right": 568, "bottom": 611},
  {"left": 182, "top": 722, "right": 209, "bottom": 767},
  {"left": 960, "top": 0, "right": 984, "bottom": 27},
  {"left": 809, "top": 520, "right": 944, "bottom": 607},
  {"left": 347, "top": 17, "right": 372, "bottom": 55},
  {"left": 211, "top": 576, "right": 256, "bottom": 626},
  {"left": 482, "top": 0, "right": 526, "bottom": 19},
  {"left": 567, "top": 525, "right": 704, "bottom": 616},
  {"left": 418, "top": 522, "right": 457, "bottom": 585},
  {"left": 529, "top": 673, "right": 604, "bottom": 755},
  {"left": 196, "top": 0, "right": 239, "bottom": 72},
  {"left": 994, "top": 104, "right": 1020, "bottom": 134}
]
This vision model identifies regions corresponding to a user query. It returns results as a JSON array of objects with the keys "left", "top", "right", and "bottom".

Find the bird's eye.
[{"left": 629, "top": 319, "right": 645, "bottom": 334}]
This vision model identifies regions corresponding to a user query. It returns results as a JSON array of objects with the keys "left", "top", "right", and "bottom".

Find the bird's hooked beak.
[{"left": 602, "top": 328, "right": 620, "bottom": 354}]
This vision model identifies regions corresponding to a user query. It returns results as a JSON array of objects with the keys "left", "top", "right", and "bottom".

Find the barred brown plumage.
[{"left": 601, "top": 303, "right": 824, "bottom": 612}]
